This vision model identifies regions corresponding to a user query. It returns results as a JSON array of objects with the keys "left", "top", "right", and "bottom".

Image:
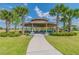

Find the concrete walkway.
[{"left": 26, "top": 34, "right": 62, "bottom": 55}]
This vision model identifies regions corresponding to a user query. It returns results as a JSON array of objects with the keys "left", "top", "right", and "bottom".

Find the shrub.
[
  {"left": 0, "top": 27, "right": 3, "bottom": 29},
  {"left": 0, "top": 32, "right": 21, "bottom": 37},
  {"left": 50, "top": 32, "right": 77, "bottom": 36},
  {"left": 0, "top": 32, "right": 8, "bottom": 37},
  {"left": 8, "top": 32, "right": 21, "bottom": 37},
  {"left": 25, "top": 33, "right": 29, "bottom": 36}
]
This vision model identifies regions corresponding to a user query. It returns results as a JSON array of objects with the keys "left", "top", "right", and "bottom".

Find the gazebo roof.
[
  {"left": 32, "top": 18, "right": 48, "bottom": 21},
  {"left": 23, "top": 18, "right": 56, "bottom": 26},
  {"left": 30, "top": 18, "right": 48, "bottom": 23}
]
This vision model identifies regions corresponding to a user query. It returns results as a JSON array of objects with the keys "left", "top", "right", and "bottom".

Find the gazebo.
[{"left": 23, "top": 18, "right": 56, "bottom": 34}]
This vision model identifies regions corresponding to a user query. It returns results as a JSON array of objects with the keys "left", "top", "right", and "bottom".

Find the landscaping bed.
[
  {"left": 50, "top": 32, "right": 77, "bottom": 36},
  {"left": 0, "top": 32, "right": 21, "bottom": 37}
]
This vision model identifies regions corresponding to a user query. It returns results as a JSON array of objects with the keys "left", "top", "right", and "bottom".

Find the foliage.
[
  {"left": 0, "top": 32, "right": 21, "bottom": 37},
  {"left": 25, "top": 33, "right": 30, "bottom": 36},
  {"left": 49, "top": 4, "right": 61, "bottom": 32},
  {"left": 13, "top": 5, "right": 29, "bottom": 34},
  {"left": 0, "top": 9, "right": 13, "bottom": 32},
  {"left": 8, "top": 32, "right": 21, "bottom": 37},
  {"left": 0, "top": 5, "right": 29, "bottom": 33},
  {"left": 49, "top": 4, "right": 69, "bottom": 32},
  {"left": 0, "top": 27, "right": 3, "bottom": 29},
  {"left": 49, "top": 4, "right": 79, "bottom": 32},
  {"left": 50, "top": 32, "right": 77, "bottom": 36},
  {"left": 0, "top": 32, "right": 8, "bottom": 37},
  {"left": 72, "top": 25, "right": 79, "bottom": 31}
]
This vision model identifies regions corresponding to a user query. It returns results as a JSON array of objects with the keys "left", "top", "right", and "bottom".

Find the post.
[
  {"left": 46, "top": 23, "right": 47, "bottom": 33},
  {"left": 32, "top": 23, "right": 33, "bottom": 32},
  {"left": 31, "top": 23, "right": 34, "bottom": 35}
]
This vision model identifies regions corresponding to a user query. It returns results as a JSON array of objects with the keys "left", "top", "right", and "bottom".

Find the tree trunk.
[
  {"left": 9, "top": 21, "right": 10, "bottom": 31},
  {"left": 68, "top": 19, "right": 72, "bottom": 32},
  {"left": 56, "top": 15, "right": 59, "bottom": 32},
  {"left": 14, "top": 22, "right": 17, "bottom": 31},
  {"left": 6, "top": 20, "right": 10, "bottom": 33},
  {"left": 22, "top": 16, "right": 25, "bottom": 35},
  {"left": 63, "top": 22, "right": 66, "bottom": 31},
  {"left": 14, "top": 23, "right": 17, "bottom": 31}
]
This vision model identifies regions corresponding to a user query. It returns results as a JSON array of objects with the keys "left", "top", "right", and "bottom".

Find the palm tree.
[
  {"left": 0, "top": 9, "right": 13, "bottom": 32},
  {"left": 66, "top": 9, "right": 75, "bottom": 32},
  {"left": 13, "top": 5, "right": 29, "bottom": 34},
  {"left": 74, "top": 9, "right": 79, "bottom": 21},
  {"left": 12, "top": 10, "right": 21, "bottom": 31},
  {"left": 60, "top": 6, "right": 69, "bottom": 31},
  {"left": 60, "top": 16, "right": 68, "bottom": 31},
  {"left": 49, "top": 4, "right": 66, "bottom": 32}
]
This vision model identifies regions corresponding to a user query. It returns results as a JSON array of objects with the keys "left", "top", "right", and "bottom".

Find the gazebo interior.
[{"left": 23, "top": 18, "right": 56, "bottom": 34}]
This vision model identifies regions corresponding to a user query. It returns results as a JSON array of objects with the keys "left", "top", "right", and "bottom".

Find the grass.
[
  {"left": 46, "top": 32, "right": 79, "bottom": 55},
  {"left": 0, "top": 35, "right": 31, "bottom": 55}
]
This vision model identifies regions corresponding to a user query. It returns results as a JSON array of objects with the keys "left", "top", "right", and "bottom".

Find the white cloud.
[
  {"left": 27, "top": 16, "right": 32, "bottom": 19},
  {"left": 72, "top": 18, "right": 79, "bottom": 27},
  {"left": 25, "top": 16, "right": 32, "bottom": 22},
  {"left": 23, "top": 3, "right": 28, "bottom": 6},
  {"left": 8, "top": 6, "right": 13, "bottom": 9},
  {"left": 0, "top": 19, "right": 5, "bottom": 23},
  {"left": 1, "top": 8, "right": 5, "bottom": 10},
  {"left": 34, "top": 6, "right": 56, "bottom": 21},
  {"left": 43, "top": 12, "right": 49, "bottom": 17},
  {"left": 34, "top": 6, "right": 63, "bottom": 23},
  {"left": 34, "top": 6, "right": 43, "bottom": 18}
]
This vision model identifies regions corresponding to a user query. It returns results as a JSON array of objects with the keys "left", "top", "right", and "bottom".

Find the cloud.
[
  {"left": 23, "top": 3, "right": 28, "bottom": 6},
  {"left": 34, "top": 6, "right": 56, "bottom": 21},
  {"left": 43, "top": 12, "right": 49, "bottom": 17},
  {"left": 27, "top": 16, "right": 32, "bottom": 19},
  {"left": 72, "top": 18, "right": 79, "bottom": 28},
  {"left": 1, "top": 8, "right": 5, "bottom": 10},
  {"left": 34, "top": 6, "right": 63, "bottom": 23},
  {"left": 8, "top": 6, "right": 13, "bottom": 9},
  {"left": 34, "top": 6, "right": 43, "bottom": 18},
  {"left": 25, "top": 16, "right": 33, "bottom": 22}
]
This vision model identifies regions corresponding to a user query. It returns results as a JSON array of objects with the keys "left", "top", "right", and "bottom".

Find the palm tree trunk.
[
  {"left": 14, "top": 23, "right": 17, "bottom": 31},
  {"left": 15, "top": 25, "right": 17, "bottom": 31},
  {"left": 6, "top": 20, "right": 10, "bottom": 33},
  {"left": 56, "top": 15, "right": 59, "bottom": 32},
  {"left": 63, "top": 22, "right": 66, "bottom": 31},
  {"left": 22, "top": 16, "right": 25, "bottom": 35},
  {"left": 9, "top": 21, "right": 10, "bottom": 31},
  {"left": 68, "top": 19, "right": 72, "bottom": 32}
]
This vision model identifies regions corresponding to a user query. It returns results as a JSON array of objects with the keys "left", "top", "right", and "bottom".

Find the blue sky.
[{"left": 0, "top": 3, "right": 79, "bottom": 28}]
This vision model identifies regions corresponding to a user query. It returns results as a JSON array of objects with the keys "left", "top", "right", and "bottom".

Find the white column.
[
  {"left": 31, "top": 23, "right": 34, "bottom": 35},
  {"left": 46, "top": 23, "right": 47, "bottom": 33},
  {"left": 32, "top": 23, "right": 33, "bottom": 32}
]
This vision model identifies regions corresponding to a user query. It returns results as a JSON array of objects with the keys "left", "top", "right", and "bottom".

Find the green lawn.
[
  {"left": 0, "top": 35, "right": 31, "bottom": 55},
  {"left": 46, "top": 32, "right": 79, "bottom": 55}
]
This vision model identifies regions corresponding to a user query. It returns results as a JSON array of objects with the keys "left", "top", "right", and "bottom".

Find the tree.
[
  {"left": 13, "top": 5, "right": 29, "bottom": 34},
  {"left": 60, "top": 6, "right": 69, "bottom": 31},
  {"left": 0, "top": 9, "right": 13, "bottom": 32},
  {"left": 49, "top": 4, "right": 66, "bottom": 32},
  {"left": 11, "top": 10, "right": 21, "bottom": 31},
  {"left": 0, "top": 26, "right": 3, "bottom": 30},
  {"left": 72, "top": 25, "right": 78, "bottom": 31},
  {"left": 66, "top": 9, "right": 75, "bottom": 32},
  {"left": 60, "top": 17, "right": 68, "bottom": 31}
]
